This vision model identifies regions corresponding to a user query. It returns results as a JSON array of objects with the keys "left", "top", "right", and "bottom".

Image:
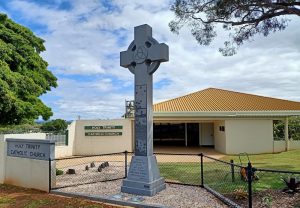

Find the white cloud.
[
  {"left": 42, "top": 77, "right": 133, "bottom": 120},
  {"left": 7, "top": 0, "right": 300, "bottom": 119}
]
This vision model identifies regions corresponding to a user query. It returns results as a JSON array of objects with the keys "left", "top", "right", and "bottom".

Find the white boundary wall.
[
  {"left": 3, "top": 133, "right": 47, "bottom": 140},
  {"left": 72, "top": 119, "right": 133, "bottom": 155},
  {"left": 0, "top": 135, "right": 6, "bottom": 183},
  {"left": 290, "top": 140, "right": 300, "bottom": 150},
  {"left": 273, "top": 141, "right": 286, "bottom": 153},
  {"left": 264, "top": 140, "right": 300, "bottom": 153},
  {"left": 5, "top": 156, "right": 53, "bottom": 192},
  {"left": 55, "top": 122, "right": 76, "bottom": 158},
  {"left": 1, "top": 133, "right": 47, "bottom": 183},
  {"left": 0, "top": 136, "right": 55, "bottom": 192}
]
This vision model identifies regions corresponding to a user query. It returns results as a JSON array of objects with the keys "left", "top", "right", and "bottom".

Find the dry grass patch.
[{"left": 0, "top": 184, "right": 129, "bottom": 208}]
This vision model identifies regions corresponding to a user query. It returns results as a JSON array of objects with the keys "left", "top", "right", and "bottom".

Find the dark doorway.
[
  {"left": 187, "top": 123, "right": 199, "bottom": 146},
  {"left": 154, "top": 123, "right": 185, "bottom": 146}
]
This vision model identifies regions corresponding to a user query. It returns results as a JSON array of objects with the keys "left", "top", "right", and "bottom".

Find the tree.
[
  {"left": 169, "top": 0, "right": 300, "bottom": 56},
  {"left": 40, "top": 119, "right": 68, "bottom": 132},
  {"left": 273, "top": 116, "right": 300, "bottom": 140},
  {"left": 0, "top": 13, "right": 57, "bottom": 125}
]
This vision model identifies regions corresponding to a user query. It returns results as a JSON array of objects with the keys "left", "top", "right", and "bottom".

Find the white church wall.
[
  {"left": 73, "top": 119, "right": 133, "bottom": 155},
  {"left": 225, "top": 119, "right": 273, "bottom": 154},
  {"left": 213, "top": 120, "right": 226, "bottom": 154}
]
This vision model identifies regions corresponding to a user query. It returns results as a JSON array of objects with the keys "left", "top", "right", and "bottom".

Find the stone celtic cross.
[
  {"left": 120, "top": 24, "right": 169, "bottom": 196},
  {"left": 120, "top": 24, "right": 169, "bottom": 156}
]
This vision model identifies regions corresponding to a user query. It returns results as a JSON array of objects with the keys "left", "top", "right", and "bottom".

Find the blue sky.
[{"left": 1, "top": 0, "right": 300, "bottom": 120}]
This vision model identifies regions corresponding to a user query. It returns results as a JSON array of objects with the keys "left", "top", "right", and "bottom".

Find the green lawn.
[
  {"left": 223, "top": 149, "right": 300, "bottom": 192},
  {"left": 159, "top": 162, "right": 200, "bottom": 185},
  {"left": 158, "top": 150, "right": 300, "bottom": 195},
  {"left": 223, "top": 149, "right": 300, "bottom": 171}
]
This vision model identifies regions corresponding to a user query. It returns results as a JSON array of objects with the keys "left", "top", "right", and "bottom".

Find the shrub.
[
  {"left": 56, "top": 169, "right": 63, "bottom": 176},
  {"left": 273, "top": 116, "right": 300, "bottom": 141},
  {"left": 262, "top": 194, "right": 273, "bottom": 208},
  {"left": 233, "top": 188, "right": 248, "bottom": 200}
]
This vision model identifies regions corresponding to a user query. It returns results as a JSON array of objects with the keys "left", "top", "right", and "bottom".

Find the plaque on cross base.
[{"left": 120, "top": 24, "right": 169, "bottom": 196}]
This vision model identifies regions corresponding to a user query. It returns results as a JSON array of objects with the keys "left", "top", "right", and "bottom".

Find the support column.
[
  {"left": 185, "top": 123, "right": 188, "bottom": 147},
  {"left": 285, "top": 117, "right": 289, "bottom": 151}
]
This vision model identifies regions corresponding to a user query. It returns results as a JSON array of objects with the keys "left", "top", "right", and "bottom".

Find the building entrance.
[
  {"left": 153, "top": 123, "right": 185, "bottom": 146},
  {"left": 187, "top": 123, "right": 199, "bottom": 146},
  {"left": 154, "top": 123, "right": 201, "bottom": 147}
]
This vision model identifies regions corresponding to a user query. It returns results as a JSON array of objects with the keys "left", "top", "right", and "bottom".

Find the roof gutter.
[{"left": 153, "top": 111, "right": 300, "bottom": 118}]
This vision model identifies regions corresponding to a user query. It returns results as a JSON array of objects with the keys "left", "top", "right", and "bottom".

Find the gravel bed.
[
  {"left": 58, "top": 180, "right": 228, "bottom": 208},
  {"left": 55, "top": 161, "right": 227, "bottom": 207},
  {"left": 56, "top": 162, "right": 125, "bottom": 187}
]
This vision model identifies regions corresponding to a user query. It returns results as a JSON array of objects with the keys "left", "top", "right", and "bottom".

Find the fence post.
[
  {"left": 49, "top": 158, "right": 52, "bottom": 192},
  {"left": 200, "top": 153, "right": 204, "bottom": 187},
  {"left": 65, "top": 130, "right": 69, "bottom": 146},
  {"left": 247, "top": 162, "right": 253, "bottom": 208},
  {"left": 230, "top": 159, "right": 235, "bottom": 182},
  {"left": 124, "top": 151, "right": 128, "bottom": 178}
]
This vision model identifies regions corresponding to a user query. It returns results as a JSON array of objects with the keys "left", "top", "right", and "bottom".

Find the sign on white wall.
[
  {"left": 6, "top": 139, "right": 55, "bottom": 161},
  {"left": 84, "top": 126, "right": 123, "bottom": 130},
  {"left": 85, "top": 132, "right": 122, "bottom": 136},
  {"left": 84, "top": 125, "right": 123, "bottom": 136}
]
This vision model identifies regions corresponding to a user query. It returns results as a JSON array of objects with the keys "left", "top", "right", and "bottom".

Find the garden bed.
[{"left": 226, "top": 190, "right": 300, "bottom": 208}]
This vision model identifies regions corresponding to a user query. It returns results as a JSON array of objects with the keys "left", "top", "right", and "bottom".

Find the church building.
[{"left": 59, "top": 88, "right": 300, "bottom": 157}]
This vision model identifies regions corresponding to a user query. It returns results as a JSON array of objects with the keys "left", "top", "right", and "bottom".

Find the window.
[{"left": 219, "top": 126, "right": 225, "bottom": 132}]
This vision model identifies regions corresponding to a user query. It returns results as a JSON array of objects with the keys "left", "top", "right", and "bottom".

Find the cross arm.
[
  {"left": 147, "top": 43, "right": 169, "bottom": 62},
  {"left": 120, "top": 50, "right": 133, "bottom": 68}
]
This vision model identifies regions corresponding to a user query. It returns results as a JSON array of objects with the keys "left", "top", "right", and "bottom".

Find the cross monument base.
[{"left": 121, "top": 155, "right": 166, "bottom": 196}]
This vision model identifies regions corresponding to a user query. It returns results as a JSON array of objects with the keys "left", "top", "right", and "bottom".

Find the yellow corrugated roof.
[{"left": 153, "top": 88, "right": 300, "bottom": 112}]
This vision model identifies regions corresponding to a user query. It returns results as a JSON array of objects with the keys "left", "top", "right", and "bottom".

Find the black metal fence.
[
  {"left": 155, "top": 152, "right": 201, "bottom": 186},
  {"left": 52, "top": 152, "right": 300, "bottom": 208},
  {"left": 201, "top": 154, "right": 300, "bottom": 208},
  {"left": 249, "top": 168, "right": 300, "bottom": 208},
  {"left": 46, "top": 133, "right": 68, "bottom": 146},
  {"left": 0, "top": 129, "right": 68, "bottom": 146}
]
